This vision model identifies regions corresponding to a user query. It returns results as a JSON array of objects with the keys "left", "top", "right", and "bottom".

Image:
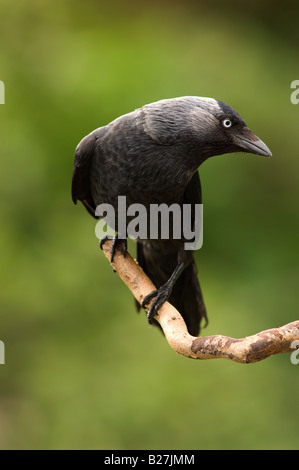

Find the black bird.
[{"left": 72, "top": 96, "right": 271, "bottom": 336}]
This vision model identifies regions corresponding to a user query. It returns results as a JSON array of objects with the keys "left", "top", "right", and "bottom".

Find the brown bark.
[{"left": 101, "top": 241, "right": 299, "bottom": 363}]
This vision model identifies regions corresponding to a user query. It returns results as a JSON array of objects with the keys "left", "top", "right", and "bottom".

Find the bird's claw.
[
  {"left": 100, "top": 235, "right": 127, "bottom": 263},
  {"left": 142, "top": 285, "right": 171, "bottom": 324}
]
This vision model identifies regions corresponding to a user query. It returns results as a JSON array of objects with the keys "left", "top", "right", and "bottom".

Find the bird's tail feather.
[
  {"left": 136, "top": 242, "right": 207, "bottom": 336},
  {"left": 171, "top": 261, "right": 208, "bottom": 336}
]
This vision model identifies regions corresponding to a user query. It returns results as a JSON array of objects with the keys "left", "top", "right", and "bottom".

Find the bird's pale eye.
[{"left": 222, "top": 118, "right": 232, "bottom": 128}]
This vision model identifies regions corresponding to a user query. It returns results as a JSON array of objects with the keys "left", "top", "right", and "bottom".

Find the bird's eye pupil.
[{"left": 223, "top": 119, "right": 232, "bottom": 128}]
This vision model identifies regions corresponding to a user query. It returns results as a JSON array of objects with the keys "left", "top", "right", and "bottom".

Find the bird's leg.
[
  {"left": 142, "top": 260, "right": 186, "bottom": 324},
  {"left": 100, "top": 234, "right": 127, "bottom": 263}
]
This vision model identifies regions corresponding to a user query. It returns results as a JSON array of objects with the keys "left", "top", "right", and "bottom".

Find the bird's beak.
[{"left": 233, "top": 127, "right": 272, "bottom": 157}]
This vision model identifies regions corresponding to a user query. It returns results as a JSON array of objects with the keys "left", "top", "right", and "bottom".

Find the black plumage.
[{"left": 72, "top": 96, "right": 271, "bottom": 335}]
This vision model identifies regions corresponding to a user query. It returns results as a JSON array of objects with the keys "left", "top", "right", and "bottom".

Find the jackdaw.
[{"left": 72, "top": 96, "right": 272, "bottom": 335}]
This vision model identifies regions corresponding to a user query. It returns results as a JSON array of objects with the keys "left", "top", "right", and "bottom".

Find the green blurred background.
[{"left": 0, "top": 0, "right": 299, "bottom": 450}]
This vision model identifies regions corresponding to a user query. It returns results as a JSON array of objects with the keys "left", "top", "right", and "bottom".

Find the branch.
[{"left": 101, "top": 241, "right": 299, "bottom": 363}]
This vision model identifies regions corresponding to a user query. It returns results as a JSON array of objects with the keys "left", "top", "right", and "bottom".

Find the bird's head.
[
  {"left": 186, "top": 96, "right": 272, "bottom": 160},
  {"left": 143, "top": 96, "right": 272, "bottom": 163}
]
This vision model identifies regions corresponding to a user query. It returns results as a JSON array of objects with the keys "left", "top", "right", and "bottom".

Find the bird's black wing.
[
  {"left": 182, "top": 169, "right": 202, "bottom": 219},
  {"left": 72, "top": 132, "right": 99, "bottom": 218},
  {"left": 174, "top": 170, "right": 208, "bottom": 334},
  {"left": 136, "top": 171, "right": 207, "bottom": 336}
]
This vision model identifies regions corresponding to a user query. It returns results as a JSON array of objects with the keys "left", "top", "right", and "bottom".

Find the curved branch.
[{"left": 101, "top": 241, "right": 299, "bottom": 363}]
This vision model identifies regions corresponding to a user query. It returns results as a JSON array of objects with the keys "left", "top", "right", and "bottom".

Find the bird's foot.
[
  {"left": 100, "top": 234, "right": 127, "bottom": 263},
  {"left": 141, "top": 283, "right": 172, "bottom": 324}
]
